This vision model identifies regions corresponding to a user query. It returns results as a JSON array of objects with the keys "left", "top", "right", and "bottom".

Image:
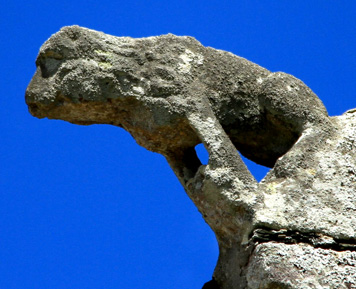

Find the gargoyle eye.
[{"left": 36, "top": 51, "right": 64, "bottom": 78}]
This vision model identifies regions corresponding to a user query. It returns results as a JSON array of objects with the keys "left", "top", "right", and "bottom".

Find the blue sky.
[{"left": 2, "top": 1, "right": 356, "bottom": 288}]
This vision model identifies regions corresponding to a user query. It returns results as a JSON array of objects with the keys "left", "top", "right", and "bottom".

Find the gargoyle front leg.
[
  {"left": 169, "top": 99, "right": 258, "bottom": 243},
  {"left": 185, "top": 103, "right": 261, "bottom": 288},
  {"left": 186, "top": 105, "right": 257, "bottom": 187},
  {"left": 164, "top": 104, "right": 257, "bottom": 190},
  {"left": 164, "top": 146, "right": 202, "bottom": 186}
]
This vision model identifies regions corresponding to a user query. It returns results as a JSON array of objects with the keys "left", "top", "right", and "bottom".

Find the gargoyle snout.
[
  {"left": 25, "top": 63, "right": 61, "bottom": 118},
  {"left": 25, "top": 91, "right": 40, "bottom": 117}
]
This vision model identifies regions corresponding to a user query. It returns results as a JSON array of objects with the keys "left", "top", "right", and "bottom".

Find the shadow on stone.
[{"left": 202, "top": 278, "right": 220, "bottom": 289}]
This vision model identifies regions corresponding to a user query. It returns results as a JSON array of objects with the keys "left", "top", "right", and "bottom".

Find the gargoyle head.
[{"left": 25, "top": 26, "right": 204, "bottom": 153}]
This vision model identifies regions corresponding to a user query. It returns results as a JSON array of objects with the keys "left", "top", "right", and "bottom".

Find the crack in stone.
[{"left": 250, "top": 228, "right": 356, "bottom": 251}]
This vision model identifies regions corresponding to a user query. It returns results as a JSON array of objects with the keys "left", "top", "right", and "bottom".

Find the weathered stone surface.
[
  {"left": 246, "top": 242, "right": 356, "bottom": 288},
  {"left": 25, "top": 25, "right": 328, "bottom": 169},
  {"left": 26, "top": 26, "right": 356, "bottom": 288},
  {"left": 255, "top": 110, "right": 356, "bottom": 240}
]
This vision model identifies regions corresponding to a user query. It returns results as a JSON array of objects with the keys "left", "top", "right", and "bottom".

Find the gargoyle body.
[{"left": 26, "top": 26, "right": 356, "bottom": 288}]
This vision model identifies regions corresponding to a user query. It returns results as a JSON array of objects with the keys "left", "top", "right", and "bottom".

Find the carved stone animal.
[
  {"left": 26, "top": 26, "right": 356, "bottom": 289},
  {"left": 26, "top": 26, "right": 329, "bottom": 185}
]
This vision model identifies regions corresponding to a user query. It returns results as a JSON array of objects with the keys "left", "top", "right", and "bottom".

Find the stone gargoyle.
[{"left": 26, "top": 26, "right": 356, "bottom": 288}]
